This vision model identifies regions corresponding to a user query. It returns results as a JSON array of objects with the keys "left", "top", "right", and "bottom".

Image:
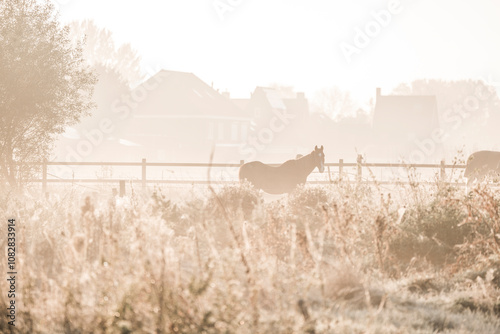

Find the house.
[
  {"left": 237, "top": 87, "right": 310, "bottom": 161},
  {"left": 55, "top": 70, "right": 313, "bottom": 164},
  {"left": 123, "top": 70, "right": 251, "bottom": 162},
  {"left": 371, "top": 87, "right": 441, "bottom": 161}
]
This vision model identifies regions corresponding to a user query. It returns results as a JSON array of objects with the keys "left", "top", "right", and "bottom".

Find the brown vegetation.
[{"left": 2, "top": 181, "right": 500, "bottom": 333}]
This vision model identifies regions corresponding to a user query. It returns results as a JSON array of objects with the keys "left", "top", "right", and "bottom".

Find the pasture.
[{"left": 2, "top": 173, "right": 500, "bottom": 333}]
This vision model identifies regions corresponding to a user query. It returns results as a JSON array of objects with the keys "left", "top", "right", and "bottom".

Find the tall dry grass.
[{"left": 1, "top": 180, "right": 500, "bottom": 333}]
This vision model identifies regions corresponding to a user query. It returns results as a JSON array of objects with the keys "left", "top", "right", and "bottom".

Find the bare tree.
[
  {"left": 311, "top": 87, "right": 356, "bottom": 120},
  {"left": 0, "top": 0, "right": 96, "bottom": 190},
  {"left": 69, "top": 20, "right": 143, "bottom": 86},
  {"left": 67, "top": 21, "right": 142, "bottom": 129}
]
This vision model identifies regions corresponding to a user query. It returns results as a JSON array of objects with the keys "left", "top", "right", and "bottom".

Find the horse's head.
[{"left": 313, "top": 145, "right": 325, "bottom": 173}]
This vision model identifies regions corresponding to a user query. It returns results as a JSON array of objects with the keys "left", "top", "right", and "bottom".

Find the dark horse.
[
  {"left": 239, "top": 146, "right": 325, "bottom": 194},
  {"left": 465, "top": 151, "right": 500, "bottom": 187}
]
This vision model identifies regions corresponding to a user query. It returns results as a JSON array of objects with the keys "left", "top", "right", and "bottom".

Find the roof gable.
[
  {"left": 131, "top": 70, "right": 247, "bottom": 118},
  {"left": 246, "top": 86, "right": 298, "bottom": 111}
]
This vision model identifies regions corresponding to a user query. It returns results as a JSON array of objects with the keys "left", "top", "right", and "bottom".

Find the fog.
[
  {"left": 49, "top": 0, "right": 500, "bottom": 172},
  {"left": 3, "top": 2, "right": 500, "bottom": 331},
  {"left": 3, "top": 0, "right": 500, "bottom": 184}
]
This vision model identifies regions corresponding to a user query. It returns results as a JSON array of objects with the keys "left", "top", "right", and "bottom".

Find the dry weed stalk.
[{"left": 206, "top": 149, "right": 259, "bottom": 332}]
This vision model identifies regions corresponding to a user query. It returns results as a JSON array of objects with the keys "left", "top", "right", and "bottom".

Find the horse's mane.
[{"left": 296, "top": 151, "right": 314, "bottom": 163}]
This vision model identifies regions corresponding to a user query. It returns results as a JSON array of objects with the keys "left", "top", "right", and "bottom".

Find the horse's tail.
[
  {"left": 238, "top": 163, "right": 248, "bottom": 182},
  {"left": 464, "top": 152, "right": 476, "bottom": 178}
]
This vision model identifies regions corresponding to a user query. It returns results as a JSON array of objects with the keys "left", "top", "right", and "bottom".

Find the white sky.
[{"left": 53, "top": 0, "right": 500, "bottom": 102}]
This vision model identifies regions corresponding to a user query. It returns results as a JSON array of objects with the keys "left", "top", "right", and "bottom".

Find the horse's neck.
[{"left": 298, "top": 153, "right": 316, "bottom": 176}]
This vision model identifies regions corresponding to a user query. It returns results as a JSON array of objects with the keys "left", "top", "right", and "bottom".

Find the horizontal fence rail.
[{"left": 15, "top": 156, "right": 468, "bottom": 195}]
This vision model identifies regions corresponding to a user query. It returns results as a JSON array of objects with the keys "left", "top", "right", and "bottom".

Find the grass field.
[{"left": 2, "top": 179, "right": 500, "bottom": 333}]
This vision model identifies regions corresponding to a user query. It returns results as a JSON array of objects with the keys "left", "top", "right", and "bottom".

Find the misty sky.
[{"left": 54, "top": 0, "right": 500, "bottom": 102}]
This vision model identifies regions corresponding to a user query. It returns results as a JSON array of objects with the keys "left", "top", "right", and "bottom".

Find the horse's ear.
[
  {"left": 320, "top": 145, "right": 323, "bottom": 151},
  {"left": 315, "top": 145, "right": 318, "bottom": 150}
]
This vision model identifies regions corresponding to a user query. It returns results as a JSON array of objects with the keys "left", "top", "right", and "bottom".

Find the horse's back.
[
  {"left": 240, "top": 161, "right": 273, "bottom": 185},
  {"left": 465, "top": 151, "right": 500, "bottom": 179},
  {"left": 239, "top": 161, "right": 271, "bottom": 180},
  {"left": 239, "top": 160, "right": 301, "bottom": 194}
]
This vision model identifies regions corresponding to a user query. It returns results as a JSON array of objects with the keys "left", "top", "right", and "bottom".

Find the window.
[
  {"left": 217, "top": 122, "right": 224, "bottom": 141},
  {"left": 254, "top": 107, "right": 262, "bottom": 119},
  {"left": 207, "top": 121, "right": 215, "bottom": 140},
  {"left": 241, "top": 122, "right": 248, "bottom": 141},
  {"left": 231, "top": 122, "right": 238, "bottom": 141},
  {"left": 193, "top": 89, "right": 203, "bottom": 98}
]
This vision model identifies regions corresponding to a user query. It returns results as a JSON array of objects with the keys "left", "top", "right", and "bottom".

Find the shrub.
[
  {"left": 288, "top": 185, "right": 330, "bottom": 211},
  {"left": 150, "top": 187, "right": 185, "bottom": 236},
  {"left": 208, "top": 182, "right": 261, "bottom": 220},
  {"left": 390, "top": 186, "right": 481, "bottom": 266},
  {"left": 151, "top": 188, "right": 181, "bottom": 223}
]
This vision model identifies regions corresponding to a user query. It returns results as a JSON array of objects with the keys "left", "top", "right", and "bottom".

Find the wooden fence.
[{"left": 26, "top": 155, "right": 467, "bottom": 194}]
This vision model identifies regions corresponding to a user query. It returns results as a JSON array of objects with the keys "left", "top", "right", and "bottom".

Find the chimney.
[
  {"left": 376, "top": 87, "right": 381, "bottom": 99},
  {"left": 296, "top": 92, "right": 305, "bottom": 99},
  {"left": 222, "top": 91, "right": 230, "bottom": 99}
]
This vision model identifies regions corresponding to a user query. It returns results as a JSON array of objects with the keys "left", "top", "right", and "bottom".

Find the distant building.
[
  {"left": 56, "top": 70, "right": 314, "bottom": 164},
  {"left": 237, "top": 87, "right": 310, "bottom": 161},
  {"left": 372, "top": 88, "right": 442, "bottom": 161},
  {"left": 123, "top": 70, "right": 251, "bottom": 162}
]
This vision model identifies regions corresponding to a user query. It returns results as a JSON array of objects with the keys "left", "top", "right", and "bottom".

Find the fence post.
[
  {"left": 42, "top": 158, "right": 47, "bottom": 195},
  {"left": 142, "top": 158, "right": 146, "bottom": 191},
  {"left": 357, "top": 154, "right": 363, "bottom": 182},
  {"left": 440, "top": 159, "right": 445, "bottom": 182},
  {"left": 339, "top": 159, "right": 343, "bottom": 182}
]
